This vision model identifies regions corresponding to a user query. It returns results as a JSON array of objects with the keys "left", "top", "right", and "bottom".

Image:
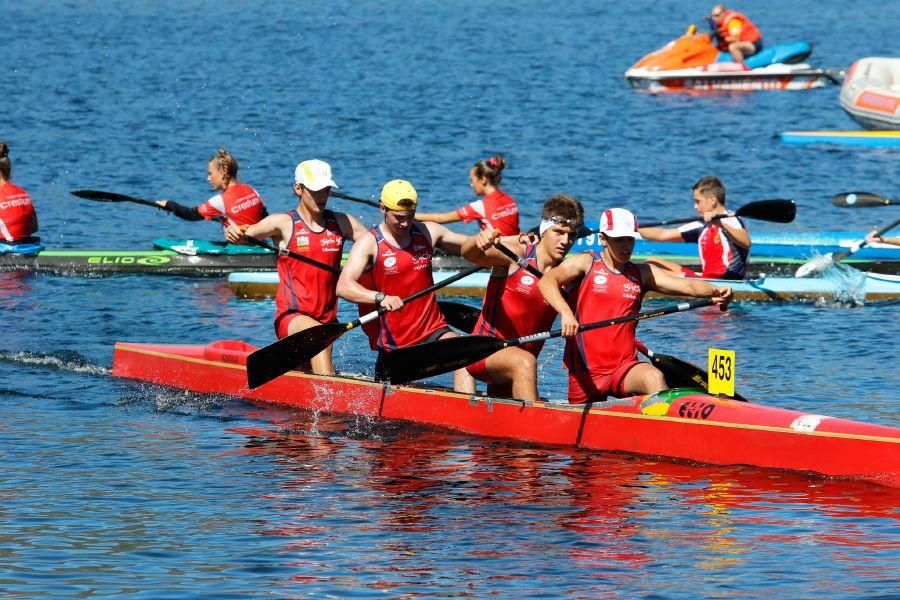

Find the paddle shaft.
[
  {"left": 330, "top": 190, "right": 380, "bottom": 208},
  {"left": 243, "top": 235, "right": 341, "bottom": 274},
  {"left": 71, "top": 189, "right": 172, "bottom": 211},
  {"left": 833, "top": 215, "right": 900, "bottom": 262}
]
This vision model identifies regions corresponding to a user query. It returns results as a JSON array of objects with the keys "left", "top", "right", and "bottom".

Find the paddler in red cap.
[
  {"left": 157, "top": 148, "right": 268, "bottom": 228},
  {"left": 337, "top": 179, "right": 475, "bottom": 393},
  {"left": 539, "top": 207, "right": 733, "bottom": 403},
  {"left": 459, "top": 194, "right": 584, "bottom": 402},
  {"left": 225, "top": 159, "right": 367, "bottom": 375}
]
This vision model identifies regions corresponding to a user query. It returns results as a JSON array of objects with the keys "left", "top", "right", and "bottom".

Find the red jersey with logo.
[
  {"left": 456, "top": 189, "right": 520, "bottom": 235},
  {"left": 369, "top": 223, "right": 448, "bottom": 351},
  {"left": 0, "top": 183, "right": 38, "bottom": 242},
  {"left": 473, "top": 244, "right": 556, "bottom": 356},
  {"left": 678, "top": 217, "right": 748, "bottom": 279},
  {"left": 564, "top": 256, "right": 646, "bottom": 377},
  {"left": 198, "top": 182, "right": 266, "bottom": 227},
  {"left": 274, "top": 210, "right": 345, "bottom": 332}
]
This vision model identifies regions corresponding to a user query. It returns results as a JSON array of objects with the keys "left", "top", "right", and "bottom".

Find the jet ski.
[
  {"left": 839, "top": 57, "right": 900, "bottom": 130},
  {"left": 625, "top": 25, "right": 838, "bottom": 92}
]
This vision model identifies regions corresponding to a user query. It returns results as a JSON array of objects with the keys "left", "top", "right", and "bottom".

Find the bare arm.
[
  {"left": 336, "top": 234, "right": 382, "bottom": 305},
  {"left": 641, "top": 263, "right": 733, "bottom": 310},
  {"left": 866, "top": 231, "right": 900, "bottom": 246},
  {"left": 538, "top": 253, "right": 593, "bottom": 337},
  {"left": 422, "top": 221, "right": 469, "bottom": 255},
  {"left": 224, "top": 213, "right": 292, "bottom": 245},
  {"left": 336, "top": 212, "right": 369, "bottom": 242},
  {"left": 415, "top": 210, "right": 462, "bottom": 225},
  {"left": 638, "top": 227, "right": 684, "bottom": 242},
  {"left": 460, "top": 230, "right": 524, "bottom": 268},
  {"left": 717, "top": 218, "right": 751, "bottom": 250}
]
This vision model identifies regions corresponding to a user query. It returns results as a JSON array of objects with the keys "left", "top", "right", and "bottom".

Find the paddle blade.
[
  {"left": 650, "top": 352, "right": 747, "bottom": 402},
  {"left": 383, "top": 335, "right": 507, "bottom": 384},
  {"left": 438, "top": 301, "right": 480, "bottom": 333},
  {"left": 831, "top": 192, "right": 891, "bottom": 208},
  {"left": 735, "top": 199, "right": 796, "bottom": 223},
  {"left": 71, "top": 189, "right": 136, "bottom": 202},
  {"left": 246, "top": 323, "right": 348, "bottom": 389},
  {"left": 795, "top": 253, "right": 833, "bottom": 278}
]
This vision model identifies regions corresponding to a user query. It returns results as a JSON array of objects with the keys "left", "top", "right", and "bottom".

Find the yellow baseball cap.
[{"left": 380, "top": 179, "right": 418, "bottom": 211}]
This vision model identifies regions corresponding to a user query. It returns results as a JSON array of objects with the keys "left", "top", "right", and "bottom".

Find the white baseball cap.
[
  {"left": 294, "top": 159, "right": 338, "bottom": 191},
  {"left": 599, "top": 208, "right": 642, "bottom": 239}
]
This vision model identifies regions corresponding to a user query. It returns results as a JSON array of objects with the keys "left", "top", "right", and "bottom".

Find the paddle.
[
  {"left": 831, "top": 192, "right": 896, "bottom": 208},
  {"left": 330, "top": 190, "right": 380, "bottom": 208},
  {"left": 637, "top": 199, "right": 796, "bottom": 228},
  {"left": 246, "top": 265, "right": 484, "bottom": 389},
  {"left": 383, "top": 299, "right": 715, "bottom": 385},
  {"left": 71, "top": 189, "right": 173, "bottom": 211},
  {"left": 795, "top": 215, "right": 900, "bottom": 277},
  {"left": 635, "top": 340, "right": 747, "bottom": 401}
]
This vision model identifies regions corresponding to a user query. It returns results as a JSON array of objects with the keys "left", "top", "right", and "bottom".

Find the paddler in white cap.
[
  {"left": 539, "top": 207, "right": 733, "bottom": 403},
  {"left": 225, "top": 159, "right": 368, "bottom": 375},
  {"left": 337, "top": 179, "right": 475, "bottom": 393}
]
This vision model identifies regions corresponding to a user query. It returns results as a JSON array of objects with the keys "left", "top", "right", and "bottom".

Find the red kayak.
[{"left": 112, "top": 340, "right": 900, "bottom": 488}]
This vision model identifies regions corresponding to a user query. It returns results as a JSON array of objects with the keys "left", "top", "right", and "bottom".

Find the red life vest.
[
  {"left": 274, "top": 210, "right": 346, "bottom": 332},
  {"left": 198, "top": 182, "right": 267, "bottom": 227},
  {"left": 564, "top": 256, "right": 646, "bottom": 377},
  {"left": 369, "top": 223, "right": 449, "bottom": 351},
  {"left": 0, "top": 183, "right": 38, "bottom": 242},
  {"left": 472, "top": 244, "right": 556, "bottom": 356},
  {"left": 716, "top": 10, "right": 761, "bottom": 44}
]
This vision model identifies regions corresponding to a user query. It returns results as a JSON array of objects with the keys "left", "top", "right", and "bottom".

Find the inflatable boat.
[{"left": 839, "top": 57, "right": 900, "bottom": 130}]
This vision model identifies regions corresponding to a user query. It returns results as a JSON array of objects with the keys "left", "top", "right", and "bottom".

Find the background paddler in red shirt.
[
  {"left": 459, "top": 194, "right": 584, "bottom": 402},
  {"left": 337, "top": 179, "right": 476, "bottom": 393},
  {"left": 225, "top": 159, "right": 367, "bottom": 375},
  {"left": 0, "top": 142, "right": 39, "bottom": 247},
  {"left": 415, "top": 154, "right": 520, "bottom": 236},
  {"left": 157, "top": 147, "right": 268, "bottom": 228},
  {"left": 539, "top": 208, "right": 733, "bottom": 403}
]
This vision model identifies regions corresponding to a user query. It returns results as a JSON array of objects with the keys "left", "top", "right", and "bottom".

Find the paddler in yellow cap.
[{"left": 337, "top": 179, "right": 476, "bottom": 392}]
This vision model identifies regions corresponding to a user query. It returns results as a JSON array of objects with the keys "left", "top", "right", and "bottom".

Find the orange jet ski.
[{"left": 625, "top": 25, "right": 838, "bottom": 92}]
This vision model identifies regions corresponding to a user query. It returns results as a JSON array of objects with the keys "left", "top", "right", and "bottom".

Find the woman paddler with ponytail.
[
  {"left": 416, "top": 154, "right": 520, "bottom": 235},
  {"left": 156, "top": 148, "right": 268, "bottom": 228},
  {"left": 0, "top": 142, "right": 40, "bottom": 248}
]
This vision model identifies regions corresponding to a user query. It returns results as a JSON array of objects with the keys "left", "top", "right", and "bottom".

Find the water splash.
[
  {"left": 0, "top": 349, "right": 111, "bottom": 376},
  {"left": 818, "top": 263, "right": 868, "bottom": 307}
]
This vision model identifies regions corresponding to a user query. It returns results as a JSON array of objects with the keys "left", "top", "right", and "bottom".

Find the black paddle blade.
[
  {"left": 383, "top": 335, "right": 507, "bottom": 384},
  {"left": 651, "top": 353, "right": 747, "bottom": 402},
  {"left": 438, "top": 301, "right": 480, "bottom": 333},
  {"left": 71, "top": 190, "right": 136, "bottom": 202},
  {"left": 735, "top": 199, "right": 796, "bottom": 223},
  {"left": 831, "top": 192, "right": 892, "bottom": 208},
  {"left": 246, "top": 322, "right": 348, "bottom": 389}
]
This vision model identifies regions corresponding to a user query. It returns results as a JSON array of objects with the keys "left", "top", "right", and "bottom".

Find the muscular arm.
[
  {"left": 717, "top": 219, "right": 751, "bottom": 250},
  {"left": 336, "top": 213, "right": 369, "bottom": 242},
  {"left": 225, "top": 213, "right": 292, "bottom": 245},
  {"left": 422, "top": 221, "right": 469, "bottom": 255},
  {"left": 460, "top": 232, "right": 524, "bottom": 268},
  {"left": 638, "top": 227, "right": 683, "bottom": 242},
  {"left": 336, "top": 234, "right": 380, "bottom": 305},
  {"left": 641, "top": 263, "right": 732, "bottom": 308},
  {"left": 415, "top": 210, "right": 462, "bottom": 225},
  {"left": 538, "top": 253, "right": 593, "bottom": 336}
]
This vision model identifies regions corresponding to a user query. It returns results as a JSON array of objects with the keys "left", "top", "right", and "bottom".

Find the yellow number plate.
[{"left": 708, "top": 348, "right": 735, "bottom": 397}]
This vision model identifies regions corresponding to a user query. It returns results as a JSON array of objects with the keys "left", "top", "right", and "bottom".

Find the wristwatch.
[{"left": 374, "top": 292, "right": 386, "bottom": 306}]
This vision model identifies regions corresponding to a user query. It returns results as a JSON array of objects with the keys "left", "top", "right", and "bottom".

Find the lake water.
[{"left": 2, "top": 0, "right": 898, "bottom": 596}]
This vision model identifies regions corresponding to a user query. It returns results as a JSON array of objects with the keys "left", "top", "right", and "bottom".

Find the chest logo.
[{"left": 384, "top": 257, "right": 397, "bottom": 268}]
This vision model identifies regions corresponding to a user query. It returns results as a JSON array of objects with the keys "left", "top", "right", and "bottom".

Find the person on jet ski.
[{"left": 709, "top": 5, "right": 763, "bottom": 65}]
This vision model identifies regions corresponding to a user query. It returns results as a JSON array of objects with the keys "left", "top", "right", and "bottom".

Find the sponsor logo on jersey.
[
  {"left": 384, "top": 256, "right": 397, "bottom": 268},
  {"left": 520, "top": 275, "right": 535, "bottom": 286}
]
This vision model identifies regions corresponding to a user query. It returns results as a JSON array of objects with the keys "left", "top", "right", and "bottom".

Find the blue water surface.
[{"left": 2, "top": 0, "right": 899, "bottom": 597}]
